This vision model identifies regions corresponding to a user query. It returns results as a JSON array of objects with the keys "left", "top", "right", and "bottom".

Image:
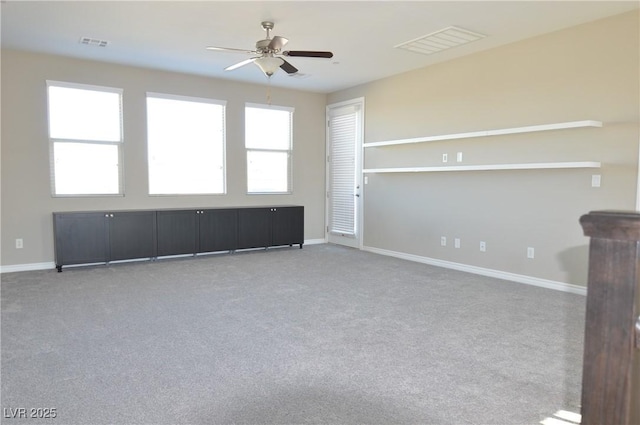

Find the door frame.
[{"left": 325, "top": 97, "right": 365, "bottom": 249}]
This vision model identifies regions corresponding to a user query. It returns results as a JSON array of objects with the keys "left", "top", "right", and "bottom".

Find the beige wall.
[
  {"left": 328, "top": 11, "right": 640, "bottom": 285},
  {"left": 1, "top": 50, "right": 327, "bottom": 267},
  {"left": 2, "top": 11, "right": 639, "bottom": 284}
]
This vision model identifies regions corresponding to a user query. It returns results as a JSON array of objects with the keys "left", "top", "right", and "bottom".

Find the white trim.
[
  {"left": 245, "top": 102, "right": 294, "bottom": 113},
  {"left": 364, "top": 120, "right": 603, "bottom": 148},
  {"left": 47, "top": 79, "right": 123, "bottom": 95},
  {"left": 326, "top": 97, "right": 365, "bottom": 250},
  {"left": 47, "top": 81, "right": 125, "bottom": 197},
  {"left": 146, "top": 91, "right": 227, "bottom": 106},
  {"left": 245, "top": 104, "right": 293, "bottom": 194},
  {"left": 636, "top": 131, "right": 640, "bottom": 211},
  {"left": 0, "top": 243, "right": 329, "bottom": 273},
  {"left": 363, "top": 161, "right": 601, "bottom": 174},
  {"left": 1, "top": 262, "right": 56, "bottom": 273},
  {"left": 147, "top": 96, "right": 226, "bottom": 196},
  {"left": 362, "top": 245, "right": 587, "bottom": 296}
]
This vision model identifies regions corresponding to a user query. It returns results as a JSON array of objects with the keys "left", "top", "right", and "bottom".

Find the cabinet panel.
[
  {"left": 199, "top": 209, "right": 238, "bottom": 253},
  {"left": 156, "top": 210, "right": 197, "bottom": 256},
  {"left": 109, "top": 211, "right": 157, "bottom": 261},
  {"left": 272, "top": 206, "right": 304, "bottom": 247},
  {"left": 237, "top": 208, "right": 271, "bottom": 249},
  {"left": 54, "top": 213, "right": 108, "bottom": 268}
]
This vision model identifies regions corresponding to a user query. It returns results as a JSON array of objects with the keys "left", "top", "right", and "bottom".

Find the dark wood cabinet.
[
  {"left": 109, "top": 211, "right": 157, "bottom": 261},
  {"left": 53, "top": 211, "right": 156, "bottom": 271},
  {"left": 198, "top": 209, "right": 238, "bottom": 252},
  {"left": 272, "top": 206, "right": 304, "bottom": 247},
  {"left": 53, "top": 206, "right": 303, "bottom": 271},
  {"left": 238, "top": 206, "right": 304, "bottom": 249},
  {"left": 157, "top": 208, "right": 239, "bottom": 256},
  {"left": 237, "top": 208, "right": 272, "bottom": 249},
  {"left": 156, "top": 210, "right": 198, "bottom": 256},
  {"left": 53, "top": 212, "right": 109, "bottom": 268}
]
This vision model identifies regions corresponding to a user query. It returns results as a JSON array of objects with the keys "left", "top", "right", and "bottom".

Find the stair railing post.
[{"left": 579, "top": 211, "right": 640, "bottom": 425}]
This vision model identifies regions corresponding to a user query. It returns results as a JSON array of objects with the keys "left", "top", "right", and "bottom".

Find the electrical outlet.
[
  {"left": 456, "top": 152, "right": 463, "bottom": 162},
  {"left": 527, "top": 247, "right": 535, "bottom": 259},
  {"left": 440, "top": 236, "right": 447, "bottom": 247},
  {"left": 479, "top": 241, "right": 486, "bottom": 252},
  {"left": 15, "top": 238, "right": 23, "bottom": 249},
  {"left": 454, "top": 238, "right": 460, "bottom": 248},
  {"left": 442, "top": 153, "right": 448, "bottom": 163}
]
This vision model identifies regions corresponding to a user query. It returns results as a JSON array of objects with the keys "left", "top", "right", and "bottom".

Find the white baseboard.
[
  {"left": 304, "top": 238, "right": 326, "bottom": 245},
  {"left": 6, "top": 242, "right": 581, "bottom": 298},
  {"left": 362, "top": 246, "right": 587, "bottom": 296},
  {"left": 1, "top": 241, "right": 327, "bottom": 274},
  {"left": 1, "top": 262, "right": 56, "bottom": 274}
]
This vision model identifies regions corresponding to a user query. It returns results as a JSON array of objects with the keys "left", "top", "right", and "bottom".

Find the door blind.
[{"left": 329, "top": 106, "right": 358, "bottom": 235}]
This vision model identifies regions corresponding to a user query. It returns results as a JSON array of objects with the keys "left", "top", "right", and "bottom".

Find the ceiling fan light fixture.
[{"left": 254, "top": 56, "right": 284, "bottom": 77}]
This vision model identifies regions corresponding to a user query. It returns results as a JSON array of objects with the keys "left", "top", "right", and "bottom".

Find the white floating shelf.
[
  {"left": 363, "top": 161, "right": 602, "bottom": 174},
  {"left": 363, "top": 120, "right": 603, "bottom": 148}
]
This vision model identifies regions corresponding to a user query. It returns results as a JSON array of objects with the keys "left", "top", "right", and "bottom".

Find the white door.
[{"left": 326, "top": 98, "right": 364, "bottom": 248}]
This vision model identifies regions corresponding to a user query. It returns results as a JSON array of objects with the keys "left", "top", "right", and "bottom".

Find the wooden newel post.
[{"left": 580, "top": 211, "right": 640, "bottom": 425}]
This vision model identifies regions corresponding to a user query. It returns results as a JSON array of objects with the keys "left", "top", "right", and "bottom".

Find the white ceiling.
[{"left": 2, "top": 1, "right": 638, "bottom": 93}]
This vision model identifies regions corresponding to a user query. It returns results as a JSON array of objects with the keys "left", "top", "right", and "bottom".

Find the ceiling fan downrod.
[{"left": 261, "top": 21, "right": 274, "bottom": 39}]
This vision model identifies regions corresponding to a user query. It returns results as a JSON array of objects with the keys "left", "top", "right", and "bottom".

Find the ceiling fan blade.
[
  {"left": 279, "top": 59, "right": 298, "bottom": 74},
  {"left": 268, "top": 36, "right": 289, "bottom": 51},
  {"left": 225, "top": 57, "right": 258, "bottom": 71},
  {"left": 283, "top": 50, "right": 333, "bottom": 58},
  {"left": 207, "top": 46, "right": 256, "bottom": 54}
]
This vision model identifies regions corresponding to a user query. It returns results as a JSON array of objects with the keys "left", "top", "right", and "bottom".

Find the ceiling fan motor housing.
[{"left": 256, "top": 39, "right": 273, "bottom": 53}]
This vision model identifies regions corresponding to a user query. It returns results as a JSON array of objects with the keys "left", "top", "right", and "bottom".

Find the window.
[
  {"left": 146, "top": 93, "right": 226, "bottom": 195},
  {"left": 245, "top": 103, "right": 293, "bottom": 194},
  {"left": 47, "top": 81, "right": 123, "bottom": 196}
]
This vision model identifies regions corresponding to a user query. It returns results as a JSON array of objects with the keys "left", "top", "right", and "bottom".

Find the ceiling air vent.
[
  {"left": 395, "top": 26, "right": 485, "bottom": 56},
  {"left": 79, "top": 37, "right": 109, "bottom": 47}
]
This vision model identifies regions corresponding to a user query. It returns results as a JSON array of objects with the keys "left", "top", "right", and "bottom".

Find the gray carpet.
[{"left": 1, "top": 244, "right": 585, "bottom": 424}]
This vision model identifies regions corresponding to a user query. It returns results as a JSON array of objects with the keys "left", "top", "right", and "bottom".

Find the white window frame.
[
  {"left": 146, "top": 92, "right": 227, "bottom": 196},
  {"left": 245, "top": 102, "right": 294, "bottom": 194},
  {"left": 46, "top": 80, "right": 124, "bottom": 197}
]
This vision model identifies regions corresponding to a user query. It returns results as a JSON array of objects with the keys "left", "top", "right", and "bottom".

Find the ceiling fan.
[{"left": 206, "top": 21, "right": 333, "bottom": 78}]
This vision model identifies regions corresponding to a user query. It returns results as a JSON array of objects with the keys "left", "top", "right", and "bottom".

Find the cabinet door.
[
  {"left": 272, "top": 206, "right": 304, "bottom": 247},
  {"left": 198, "top": 209, "right": 238, "bottom": 253},
  {"left": 53, "top": 213, "right": 108, "bottom": 267},
  {"left": 237, "top": 208, "right": 271, "bottom": 249},
  {"left": 108, "top": 211, "right": 157, "bottom": 261},
  {"left": 156, "top": 210, "right": 197, "bottom": 256}
]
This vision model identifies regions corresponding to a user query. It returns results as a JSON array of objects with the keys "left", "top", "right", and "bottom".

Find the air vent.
[
  {"left": 395, "top": 26, "right": 485, "bottom": 56},
  {"left": 79, "top": 37, "right": 109, "bottom": 47}
]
